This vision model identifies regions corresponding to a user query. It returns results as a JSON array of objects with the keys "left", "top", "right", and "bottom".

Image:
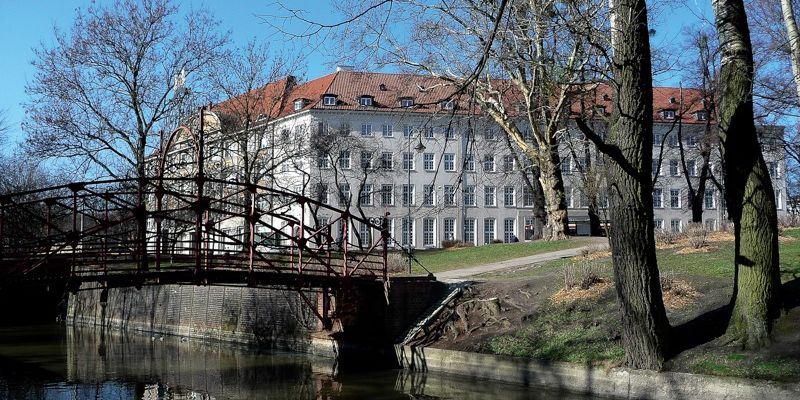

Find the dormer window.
[
  {"left": 441, "top": 99, "right": 455, "bottom": 110},
  {"left": 595, "top": 105, "right": 606, "bottom": 115},
  {"left": 695, "top": 110, "right": 708, "bottom": 121},
  {"left": 323, "top": 95, "right": 337, "bottom": 106},
  {"left": 294, "top": 99, "right": 308, "bottom": 111},
  {"left": 379, "top": 83, "right": 387, "bottom": 91},
  {"left": 662, "top": 110, "right": 676, "bottom": 120},
  {"left": 359, "top": 95, "right": 373, "bottom": 107},
  {"left": 400, "top": 97, "right": 415, "bottom": 108},
  {"left": 669, "top": 97, "right": 677, "bottom": 104}
]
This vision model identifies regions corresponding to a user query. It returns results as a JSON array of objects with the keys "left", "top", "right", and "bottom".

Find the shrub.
[
  {"left": 686, "top": 222, "right": 707, "bottom": 249},
  {"left": 387, "top": 251, "right": 409, "bottom": 273},
  {"left": 492, "top": 239, "right": 504, "bottom": 244},
  {"left": 655, "top": 229, "right": 681, "bottom": 246},
  {"left": 563, "top": 260, "right": 600, "bottom": 290}
]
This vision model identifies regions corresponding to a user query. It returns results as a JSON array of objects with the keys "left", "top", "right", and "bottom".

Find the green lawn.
[{"left": 410, "top": 237, "right": 596, "bottom": 274}]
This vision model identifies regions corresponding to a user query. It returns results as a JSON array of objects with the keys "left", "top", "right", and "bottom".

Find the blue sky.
[{"left": 0, "top": 1, "right": 710, "bottom": 150}]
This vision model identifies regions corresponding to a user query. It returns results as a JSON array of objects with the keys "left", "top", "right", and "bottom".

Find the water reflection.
[{"left": 0, "top": 325, "right": 589, "bottom": 399}]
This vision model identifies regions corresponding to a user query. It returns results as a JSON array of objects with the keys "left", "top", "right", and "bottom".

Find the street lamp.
[{"left": 408, "top": 134, "right": 426, "bottom": 274}]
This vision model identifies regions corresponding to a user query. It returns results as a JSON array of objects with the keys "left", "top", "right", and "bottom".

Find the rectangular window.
[
  {"left": 776, "top": 189, "right": 783, "bottom": 209},
  {"left": 338, "top": 183, "right": 350, "bottom": 206},
  {"left": 444, "top": 153, "right": 455, "bottom": 171},
  {"left": 484, "top": 218, "right": 496, "bottom": 245},
  {"left": 768, "top": 162, "right": 778, "bottom": 178},
  {"left": 338, "top": 122, "right": 351, "bottom": 136},
  {"left": 359, "top": 97, "right": 373, "bottom": 106},
  {"left": 687, "top": 135, "right": 698, "bottom": 147},
  {"left": 425, "top": 126, "right": 435, "bottom": 139},
  {"left": 465, "top": 154, "right": 475, "bottom": 171},
  {"left": 444, "top": 185, "right": 456, "bottom": 206},
  {"left": 669, "top": 159, "right": 679, "bottom": 176},
  {"left": 403, "top": 125, "right": 413, "bottom": 138},
  {"left": 483, "top": 155, "right": 495, "bottom": 172},
  {"left": 504, "top": 218, "right": 516, "bottom": 243},
  {"left": 380, "top": 184, "right": 394, "bottom": 206},
  {"left": 652, "top": 160, "right": 660, "bottom": 177},
  {"left": 654, "top": 219, "right": 664, "bottom": 230},
  {"left": 359, "top": 222, "right": 372, "bottom": 244},
  {"left": 403, "top": 152, "right": 415, "bottom": 170},
  {"left": 359, "top": 184, "right": 373, "bottom": 206},
  {"left": 484, "top": 186, "right": 496, "bottom": 207},
  {"left": 402, "top": 184, "right": 415, "bottom": 206},
  {"left": 401, "top": 217, "right": 414, "bottom": 247},
  {"left": 561, "top": 157, "right": 572, "bottom": 174},
  {"left": 688, "top": 160, "right": 697, "bottom": 177},
  {"left": 670, "top": 219, "right": 682, "bottom": 233},
  {"left": 504, "top": 186, "right": 515, "bottom": 207},
  {"left": 323, "top": 96, "right": 337, "bottom": 106},
  {"left": 380, "top": 152, "right": 394, "bottom": 170},
  {"left": 361, "top": 123, "right": 372, "bottom": 136},
  {"left": 445, "top": 127, "right": 454, "bottom": 139},
  {"left": 318, "top": 153, "right": 330, "bottom": 169},
  {"left": 464, "top": 185, "right": 476, "bottom": 206},
  {"left": 464, "top": 218, "right": 476, "bottom": 244},
  {"left": 383, "top": 124, "right": 394, "bottom": 138},
  {"left": 653, "top": 188, "right": 663, "bottom": 208},
  {"left": 565, "top": 187, "right": 573, "bottom": 208},
  {"left": 670, "top": 189, "right": 681, "bottom": 208},
  {"left": 523, "top": 186, "right": 535, "bottom": 207},
  {"left": 360, "top": 151, "right": 373, "bottom": 170},
  {"left": 316, "top": 184, "right": 329, "bottom": 205},
  {"left": 704, "top": 189, "right": 715, "bottom": 209},
  {"left": 667, "top": 133, "right": 679, "bottom": 147},
  {"left": 485, "top": 128, "right": 497, "bottom": 140},
  {"left": 423, "top": 153, "right": 435, "bottom": 171},
  {"left": 653, "top": 132, "right": 663, "bottom": 145},
  {"left": 423, "top": 185, "right": 435, "bottom": 206},
  {"left": 423, "top": 218, "right": 435, "bottom": 247},
  {"left": 339, "top": 150, "right": 351, "bottom": 170},
  {"left": 503, "top": 155, "right": 515, "bottom": 172},
  {"left": 443, "top": 218, "right": 456, "bottom": 241}
]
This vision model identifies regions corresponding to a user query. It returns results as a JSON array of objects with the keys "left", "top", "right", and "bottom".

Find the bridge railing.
[{"left": 0, "top": 177, "right": 389, "bottom": 287}]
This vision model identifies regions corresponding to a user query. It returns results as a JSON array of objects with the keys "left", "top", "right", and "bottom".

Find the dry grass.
[
  {"left": 661, "top": 277, "right": 701, "bottom": 310},
  {"left": 550, "top": 279, "right": 613, "bottom": 304},
  {"left": 706, "top": 231, "right": 735, "bottom": 242},
  {"left": 675, "top": 246, "right": 718, "bottom": 255}
]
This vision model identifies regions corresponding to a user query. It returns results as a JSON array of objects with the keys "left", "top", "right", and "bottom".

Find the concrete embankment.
[{"left": 394, "top": 345, "right": 800, "bottom": 400}]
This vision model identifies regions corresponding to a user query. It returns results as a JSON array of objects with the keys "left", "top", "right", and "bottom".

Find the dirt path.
[{"left": 435, "top": 237, "right": 608, "bottom": 280}]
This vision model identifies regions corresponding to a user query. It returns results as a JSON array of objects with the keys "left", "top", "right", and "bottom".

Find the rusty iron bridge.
[{"left": 0, "top": 112, "right": 395, "bottom": 327}]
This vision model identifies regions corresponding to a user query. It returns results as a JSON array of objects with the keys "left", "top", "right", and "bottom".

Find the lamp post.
[{"left": 408, "top": 133, "right": 426, "bottom": 274}]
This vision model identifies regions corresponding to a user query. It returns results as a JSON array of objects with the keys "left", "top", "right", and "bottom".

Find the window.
[
  {"left": 444, "top": 185, "right": 456, "bottom": 206},
  {"left": 423, "top": 185, "right": 435, "bottom": 206},
  {"left": 504, "top": 186, "right": 515, "bottom": 207},
  {"left": 523, "top": 186, "right": 535, "bottom": 207},
  {"left": 360, "top": 151, "right": 373, "bottom": 170},
  {"left": 669, "top": 159, "right": 680, "bottom": 176},
  {"left": 565, "top": 187, "right": 573, "bottom": 208},
  {"left": 338, "top": 183, "right": 350, "bottom": 206},
  {"left": 687, "top": 135, "right": 698, "bottom": 147},
  {"left": 316, "top": 184, "right": 329, "bottom": 204},
  {"left": 424, "top": 126, "right": 435, "bottom": 139},
  {"left": 359, "top": 184, "right": 373, "bottom": 206},
  {"left": 485, "top": 128, "right": 497, "bottom": 141},
  {"left": 561, "top": 157, "right": 572, "bottom": 174},
  {"left": 443, "top": 218, "right": 456, "bottom": 241},
  {"left": 464, "top": 185, "right": 476, "bottom": 206},
  {"left": 653, "top": 132, "right": 663, "bottom": 145},
  {"left": 653, "top": 188, "right": 663, "bottom": 208},
  {"left": 338, "top": 122, "right": 351, "bottom": 136},
  {"left": 688, "top": 160, "right": 697, "bottom": 177},
  {"left": 380, "top": 152, "right": 394, "bottom": 169},
  {"left": 667, "top": 133, "right": 679, "bottom": 147},
  {"left": 484, "top": 186, "right": 496, "bottom": 207},
  {"left": 359, "top": 96, "right": 373, "bottom": 106},
  {"left": 401, "top": 217, "right": 414, "bottom": 247},
  {"left": 444, "top": 153, "right": 455, "bottom": 171},
  {"left": 445, "top": 127, "right": 455, "bottom": 139},
  {"left": 768, "top": 162, "right": 778, "bottom": 178},
  {"left": 464, "top": 218, "right": 476, "bottom": 244},
  {"left": 483, "top": 155, "right": 495, "bottom": 172},
  {"left": 670, "top": 189, "right": 681, "bottom": 208},
  {"left": 358, "top": 222, "right": 372, "bottom": 244},
  {"left": 503, "top": 156, "right": 515, "bottom": 172},
  {"left": 652, "top": 159, "right": 661, "bottom": 177},
  {"left": 323, "top": 95, "right": 337, "bottom": 106},
  {"left": 318, "top": 153, "right": 330, "bottom": 169},
  {"left": 400, "top": 98, "right": 415, "bottom": 108},
  {"left": 339, "top": 150, "right": 351, "bottom": 170},
  {"left": 504, "top": 218, "right": 516, "bottom": 243},
  {"left": 383, "top": 124, "right": 394, "bottom": 138},
  {"left": 670, "top": 219, "right": 682, "bottom": 233},
  {"left": 595, "top": 105, "right": 606, "bottom": 115},
  {"left": 654, "top": 219, "right": 664, "bottom": 230},
  {"left": 380, "top": 184, "right": 394, "bottom": 206},
  {"left": 402, "top": 184, "right": 415, "bottom": 206},
  {"left": 465, "top": 154, "right": 475, "bottom": 171},
  {"left": 663, "top": 110, "right": 676, "bottom": 120},
  {"left": 441, "top": 100, "right": 455, "bottom": 110},
  {"left": 696, "top": 110, "right": 708, "bottom": 121},
  {"left": 423, "top": 218, "right": 436, "bottom": 247},
  {"left": 293, "top": 99, "right": 305, "bottom": 111},
  {"left": 403, "top": 125, "right": 413, "bottom": 138},
  {"left": 423, "top": 153, "right": 435, "bottom": 171},
  {"left": 704, "top": 189, "right": 715, "bottom": 209},
  {"left": 361, "top": 123, "right": 372, "bottom": 136},
  {"left": 484, "top": 218, "right": 496, "bottom": 245},
  {"left": 403, "top": 152, "right": 415, "bottom": 170},
  {"left": 776, "top": 189, "right": 783, "bottom": 209}
]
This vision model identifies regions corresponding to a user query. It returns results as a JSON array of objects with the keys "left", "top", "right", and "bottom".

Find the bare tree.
[
  {"left": 713, "top": 0, "right": 782, "bottom": 349},
  {"left": 23, "top": 0, "right": 228, "bottom": 180}
]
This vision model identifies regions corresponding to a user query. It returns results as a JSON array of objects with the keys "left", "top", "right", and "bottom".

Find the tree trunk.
[
  {"left": 588, "top": 199, "right": 603, "bottom": 236},
  {"left": 781, "top": 0, "right": 800, "bottom": 100},
  {"left": 714, "top": 0, "right": 782, "bottom": 349},
  {"left": 607, "top": 0, "right": 672, "bottom": 369},
  {"left": 539, "top": 145, "right": 569, "bottom": 240}
]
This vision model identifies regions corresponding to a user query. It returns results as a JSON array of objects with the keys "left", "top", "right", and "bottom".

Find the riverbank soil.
[{"left": 414, "top": 229, "right": 800, "bottom": 382}]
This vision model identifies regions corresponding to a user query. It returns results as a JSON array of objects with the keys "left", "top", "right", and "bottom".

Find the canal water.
[{"left": 0, "top": 324, "right": 592, "bottom": 399}]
